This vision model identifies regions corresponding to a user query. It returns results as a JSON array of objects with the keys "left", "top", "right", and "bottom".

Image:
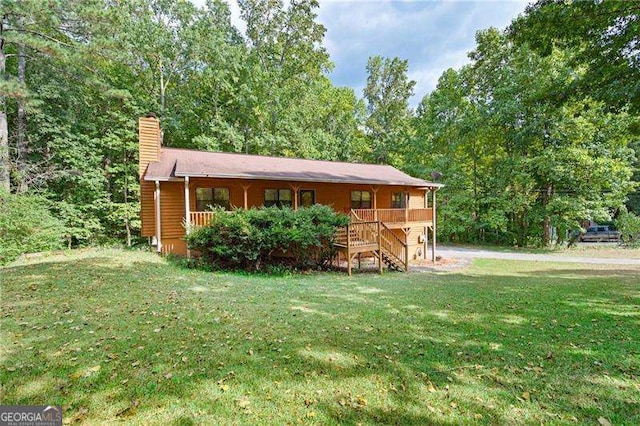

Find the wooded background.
[{"left": 0, "top": 0, "right": 638, "bottom": 254}]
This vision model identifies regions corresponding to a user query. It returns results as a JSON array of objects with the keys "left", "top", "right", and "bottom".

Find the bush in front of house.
[
  {"left": 0, "top": 191, "right": 66, "bottom": 265},
  {"left": 186, "top": 205, "right": 349, "bottom": 271}
]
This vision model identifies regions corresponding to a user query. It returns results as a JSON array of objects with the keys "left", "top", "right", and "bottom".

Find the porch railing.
[
  {"left": 190, "top": 211, "right": 216, "bottom": 228},
  {"left": 351, "top": 208, "right": 433, "bottom": 224}
]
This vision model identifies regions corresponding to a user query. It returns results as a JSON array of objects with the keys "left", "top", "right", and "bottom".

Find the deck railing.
[
  {"left": 351, "top": 208, "right": 432, "bottom": 224},
  {"left": 379, "top": 222, "right": 408, "bottom": 271},
  {"left": 334, "top": 221, "right": 379, "bottom": 248}
]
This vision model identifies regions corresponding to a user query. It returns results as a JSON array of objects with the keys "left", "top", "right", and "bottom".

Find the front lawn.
[{"left": 1, "top": 249, "right": 638, "bottom": 424}]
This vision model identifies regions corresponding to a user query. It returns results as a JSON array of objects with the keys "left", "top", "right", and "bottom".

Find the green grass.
[{"left": 1, "top": 249, "right": 639, "bottom": 425}]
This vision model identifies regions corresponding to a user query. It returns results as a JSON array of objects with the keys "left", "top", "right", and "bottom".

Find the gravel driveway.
[{"left": 437, "top": 246, "right": 640, "bottom": 266}]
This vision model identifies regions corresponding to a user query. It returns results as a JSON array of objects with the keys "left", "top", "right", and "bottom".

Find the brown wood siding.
[
  {"left": 160, "top": 182, "right": 186, "bottom": 240},
  {"left": 406, "top": 226, "right": 426, "bottom": 260},
  {"left": 139, "top": 117, "right": 160, "bottom": 178},
  {"left": 408, "top": 190, "right": 426, "bottom": 209},
  {"left": 161, "top": 238, "right": 187, "bottom": 256},
  {"left": 140, "top": 180, "right": 156, "bottom": 236},
  {"left": 148, "top": 177, "right": 433, "bottom": 256}
]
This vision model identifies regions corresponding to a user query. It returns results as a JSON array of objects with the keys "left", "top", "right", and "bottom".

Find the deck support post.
[
  {"left": 432, "top": 189, "right": 437, "bottom": 263},
  {"left": 154, "top": 180, "right": 162, "bottom": 253},
  {"left": 405, "top": 239, "right": 410, "bottom": 272}
]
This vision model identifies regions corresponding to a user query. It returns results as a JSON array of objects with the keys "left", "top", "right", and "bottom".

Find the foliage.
[
  {"left": 0, "top": 0, "right": 365, "bottom": 260},
  {"left": 0, "top": 191, "right": 65, "bottom": 264},
  {"left": 615, "top": 208, "right": 640, "bottom": 247},
  {"left": 363, "top": 55, "right": 416, "bottom": 165},
  {"left": 1, "top": 0, "right": 639, "bottom": 252},
  {"left": 186, "top": 205, "right": 349, "bottom": 271},
  {"left": 508, "top": 0, "right": 640, "bottom": 214},
  {"left": 411, "top": 28, "right": 637, "bottom": 246},
  {"left": 2, "top": 248, "right": 639, "bottom": 423}
]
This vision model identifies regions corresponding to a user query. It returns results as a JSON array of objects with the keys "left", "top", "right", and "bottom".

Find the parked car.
[{"left": 578, "top": 225, "right": 620, "bottom": 243}]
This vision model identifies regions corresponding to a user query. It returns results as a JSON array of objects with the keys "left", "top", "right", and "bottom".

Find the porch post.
[
  {"left": 424, "top": 189, "right": 429, "bottom": 260},
  {"left": 154, "top": 180, "right": 162, "bottom": 253},
  {"left": 184, "top": 176, "right": 191, "bottom": 258},
  {"left": 371, "top": 186, "right": 379, "bottom": 220},
  {"left": 431, "top": 188, "right": 437, "bottom": 263},
  {"left": 241, "top": 184, "right": 250, "bottom": 209},
  {"left": 291, "top": 184, "right": 300, "bottom": 210},
  {"left": 184, "top": 176, "right": 190, "bottom": 234},
  {"left": 405, "top": 189, "right": 409, "bottom": 224}
]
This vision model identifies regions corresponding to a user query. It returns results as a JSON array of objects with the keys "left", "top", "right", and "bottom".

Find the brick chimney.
[{"left": 138, "top": 115, "right": 161, "bottom": 178}]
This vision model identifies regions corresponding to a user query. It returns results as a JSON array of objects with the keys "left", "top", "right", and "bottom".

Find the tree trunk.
[
  {"left": 16, "top": 39, "right": 27, "bottom": 193},
  {"left": 542, "top": 183, "right": 553, "bottom": 246},
  {"left": 0, "top": 18, "right": 10, "bottom": 192}
]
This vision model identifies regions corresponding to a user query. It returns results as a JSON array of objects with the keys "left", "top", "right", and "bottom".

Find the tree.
[
  {"left": 414, "top": 28, "right": 636, "bottom": 246},
  {"left": 509, "top": 0, "right": 640, "bottom": 214},
  {"left": 363, "top": 55, "right": 415, "bottom": 165}
]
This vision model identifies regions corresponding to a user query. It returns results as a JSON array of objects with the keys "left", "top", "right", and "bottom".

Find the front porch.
[
  {"left": 189, "top": 207, "right": 434, "bottom": 230},
  {"left": 188, "top": 205, "right": 438, "bottom": 273}
]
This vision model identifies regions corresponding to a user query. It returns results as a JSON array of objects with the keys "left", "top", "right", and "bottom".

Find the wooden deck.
[
  {"left": 334, "top": 221, "right": 408, "bottom": 275},
  {"left": 188, "top": 208, "right": 425, "bottom": 275},
  {"left": 351, "top": 208, "right": 432, "bottom": 229}
]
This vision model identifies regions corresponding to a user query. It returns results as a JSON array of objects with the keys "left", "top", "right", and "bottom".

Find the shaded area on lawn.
[{"left": 1, "top": 249, "right": 639, "bottom": 424}]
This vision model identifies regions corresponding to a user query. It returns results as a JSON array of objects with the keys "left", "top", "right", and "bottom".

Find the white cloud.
[
  {"left": 191, "top": 0, "right": 529, "bottom": 106},
  {"left": 317, "top": 0, "right": 529, "bottom": 105}
]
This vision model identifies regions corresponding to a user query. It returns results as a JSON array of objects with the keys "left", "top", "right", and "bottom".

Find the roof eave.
[{"left": 172, "top": 171, "right": 432, "bottom": 187}]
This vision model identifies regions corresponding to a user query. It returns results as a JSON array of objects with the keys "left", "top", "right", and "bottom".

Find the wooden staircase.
[{"left": 334, "top": 213, "right": 409, "bottom": 275}]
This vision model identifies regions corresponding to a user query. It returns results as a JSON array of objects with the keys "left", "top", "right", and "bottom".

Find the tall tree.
[
  {"left": 0, "top": 11, "right": 9, "bottom": 192},
  {"left": 414, "top": 28, "right": 636, "bottom": 246},
  {"left": 363, "top": 56, "right": 415, "bottom": 165}
]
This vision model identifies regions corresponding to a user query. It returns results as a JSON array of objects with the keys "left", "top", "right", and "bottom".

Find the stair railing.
[{"left": 379, "top": 222, "right": 408, "bottom": 271}]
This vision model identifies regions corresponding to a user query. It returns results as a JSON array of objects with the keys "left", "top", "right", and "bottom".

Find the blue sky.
[
  {"left": 201, "top": 0, "right": 530, "bottom": 107},
  {"left": 316, "top": 1, "right": 529, "bottom": 106}
]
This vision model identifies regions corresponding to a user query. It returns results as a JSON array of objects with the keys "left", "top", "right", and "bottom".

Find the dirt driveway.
[{"left": 437, "top": 246, "right": 640, "bottom": 266}]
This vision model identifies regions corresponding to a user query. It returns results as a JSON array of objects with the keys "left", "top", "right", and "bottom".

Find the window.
[
  {"left": 392, "top": 192, "right": 407, "bottom": 209},
  {"left": 299, "top": 190, "right": 316, "bottom": 207},
  {"left": 350, "top": 190, "right": 371, "bottom": 209},
  {"left": 264, "top": 188, "right": 292, "bottom": 208},
  {"left": 196, "top": 188, "right": 230, "bottom": 211}
]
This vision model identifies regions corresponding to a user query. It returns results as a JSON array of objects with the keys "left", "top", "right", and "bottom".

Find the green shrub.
[
  {"left": 0, "top": 191, "right": 66, "bottom": 264},
  {"left": 615, "top": 209, "right": 640, "bottom": 246},
  {"left": 186, "top": 205, "right": 349, "bottom": 272}
]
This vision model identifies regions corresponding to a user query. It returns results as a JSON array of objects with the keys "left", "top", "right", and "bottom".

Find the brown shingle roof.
[{"left": 144, "top": 148, "right": 441, "bottom": 188}]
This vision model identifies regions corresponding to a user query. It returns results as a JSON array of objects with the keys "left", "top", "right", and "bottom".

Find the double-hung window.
[
  {"left": 264, "top": 189, "right": 293, "bottom": 208},
  {"left": 350, "top": 190, "right": 371, "bottom": 209},
  {"left": 196, "top": 188, "right": 230, "bottom": 211}
]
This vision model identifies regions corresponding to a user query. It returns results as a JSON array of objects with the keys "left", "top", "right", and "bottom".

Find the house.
[{"left": 139, "top": 116, "right": 442, "bottom": 272}]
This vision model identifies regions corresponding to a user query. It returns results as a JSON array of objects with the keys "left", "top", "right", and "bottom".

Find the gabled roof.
[{"left": 144, "top": 148, "right": 442, "bottom": 188}]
